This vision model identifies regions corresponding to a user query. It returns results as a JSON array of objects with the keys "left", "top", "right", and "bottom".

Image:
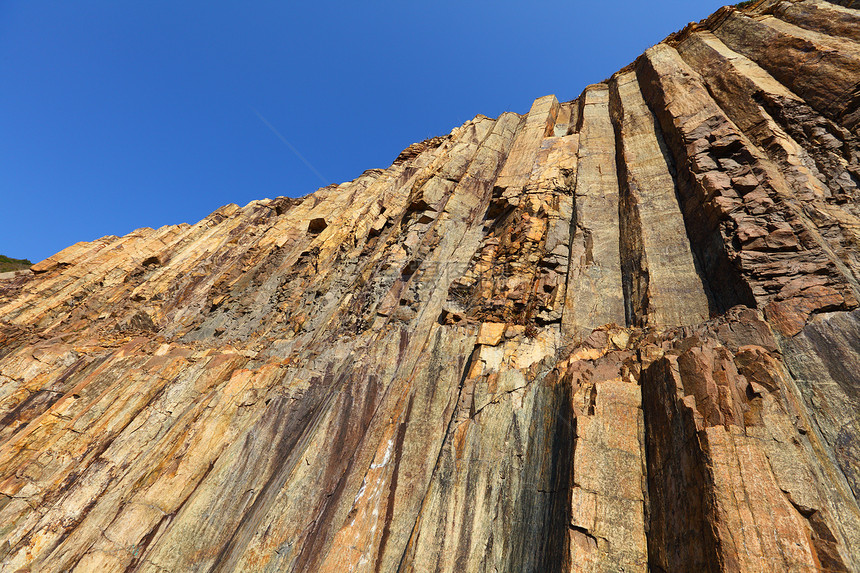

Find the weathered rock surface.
[{"left": 1, "top": 1, "right": 859, "bottom": 571}]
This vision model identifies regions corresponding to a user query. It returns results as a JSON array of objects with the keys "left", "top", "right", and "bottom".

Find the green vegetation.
[
  {"left": 0, "top": 255, "right": 33, "bottom": 273},
  {"left": 735, "top": 0, "right": 758, "bottom": 8}
]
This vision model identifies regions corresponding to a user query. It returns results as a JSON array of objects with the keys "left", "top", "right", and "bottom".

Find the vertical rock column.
[
  {"left": 495, "top": 95, "right": 560, "bottom": 192},
  {"left": 562, "top": 332, "right": 648, "bottom": 573},
  {"left": 641, "top": 315, "right": 859, "bottom": 573},
  {"left": 609, "top": 71, "right": 710, "bottom": 328},
  {"left": 562, "top": 85, "right": 625, "bottom": 342},
  {"left": 675, "top": 28, "right": 860, "bottom": 298},
  {"left": 709, "top": 9, "right": 860, "bottom": 131},
  {"left": 529, "top": 134, "right": 579, "bottom": 324},
  {"left": 634, "top": 43, "right": 757, "bottom": 313},
  {"left": 637, "top": 41, "right": 858, "bottom": 336},
  {"left": 448, "top": 95, "right": 573, "bottom": 326}
]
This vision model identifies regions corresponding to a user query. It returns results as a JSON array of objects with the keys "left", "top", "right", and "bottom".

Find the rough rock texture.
[{"left": 1, "top": 1, "right": 859, "bottom": 571}]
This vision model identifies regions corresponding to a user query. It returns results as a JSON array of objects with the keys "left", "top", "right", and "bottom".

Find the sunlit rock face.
[{"left": 1, "top": 1, "right": 860, "bottom": 571}]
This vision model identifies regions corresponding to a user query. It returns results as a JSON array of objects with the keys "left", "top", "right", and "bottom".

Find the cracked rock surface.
[{"left": 1, "top": 1, "right": 859, "bottom": 571}]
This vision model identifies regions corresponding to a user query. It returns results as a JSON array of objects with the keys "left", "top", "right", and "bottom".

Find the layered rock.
[{"left": 1, "top": 0, "right": 859, "bottom": 571}]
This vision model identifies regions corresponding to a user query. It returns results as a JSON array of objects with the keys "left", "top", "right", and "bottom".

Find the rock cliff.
[{"left": 1, "top": 1, "right": 859, "bottom": 571}]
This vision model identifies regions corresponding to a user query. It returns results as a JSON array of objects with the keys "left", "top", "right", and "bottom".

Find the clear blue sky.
[{"left": 1, "top": 0, "right": 727, "bottom": 263}]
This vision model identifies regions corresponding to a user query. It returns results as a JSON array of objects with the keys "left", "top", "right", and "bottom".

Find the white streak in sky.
[{"left": 251, "top": 107, "right": 330, "bottom": 186}]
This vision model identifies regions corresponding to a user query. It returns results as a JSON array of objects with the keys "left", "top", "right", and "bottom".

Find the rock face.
[{"left": 1, "top": 1, "right": 859, "bottom": 571}]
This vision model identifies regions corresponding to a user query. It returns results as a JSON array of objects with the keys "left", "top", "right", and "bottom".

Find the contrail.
[{"left": 251, "top": 107, "right": 330, "bottom": 186}]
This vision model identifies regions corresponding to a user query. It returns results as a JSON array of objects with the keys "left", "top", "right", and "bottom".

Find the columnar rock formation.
[{"left": 1, "top": 0, "right": 859, "bottom": 571}]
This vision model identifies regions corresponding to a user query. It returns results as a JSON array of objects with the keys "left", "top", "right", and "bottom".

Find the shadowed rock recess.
[{"left": 1, "top": 1, "right": 860, "bottom": 571}]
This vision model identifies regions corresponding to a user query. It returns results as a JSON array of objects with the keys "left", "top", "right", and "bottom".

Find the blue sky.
[{"left": 1, "top": 1, "right": 727, "bottom": 262}]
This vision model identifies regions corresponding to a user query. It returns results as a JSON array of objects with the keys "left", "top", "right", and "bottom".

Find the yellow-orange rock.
[{"left": 1, "top": 1, "right": 859, "bottom": 571}]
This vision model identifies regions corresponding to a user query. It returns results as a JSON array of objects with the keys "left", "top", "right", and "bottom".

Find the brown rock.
[
  {"left": 0, "top": 2, "right": 859, "bottom": 572},
  {"left": 701, "top": 171, "right": 732, "bottom": 198},
  {"left": 766, "top": 285, "right": 845, "bottom": 336},
  {"left": 477, "top": 321, "right": 506, "bottom": 346},
  {"left": 731, "top": 173, "right": 760, "bottom": 194}
]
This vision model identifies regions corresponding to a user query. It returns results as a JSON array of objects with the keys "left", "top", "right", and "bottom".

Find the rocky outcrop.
[{"left": 0, "top": 0, "right": 859, "bottom": 571}]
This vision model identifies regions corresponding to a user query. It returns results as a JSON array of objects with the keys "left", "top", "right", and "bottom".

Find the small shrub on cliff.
[{"left": 0, "top": 255, "right": 32, "bottom": 273}]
